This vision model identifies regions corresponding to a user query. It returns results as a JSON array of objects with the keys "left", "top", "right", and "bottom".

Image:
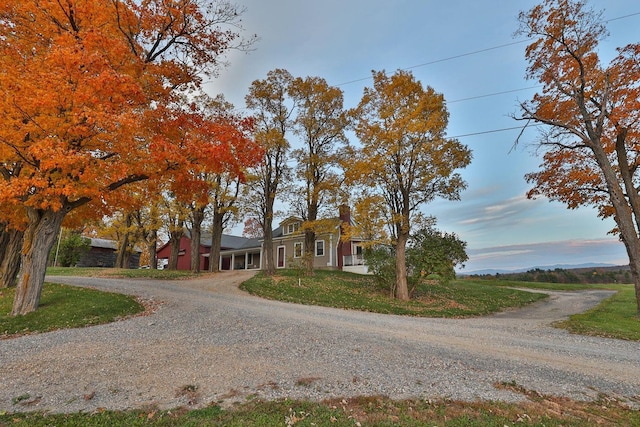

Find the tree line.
[{"left": 470, "top": 267, "right": 633, "bottom": 285}]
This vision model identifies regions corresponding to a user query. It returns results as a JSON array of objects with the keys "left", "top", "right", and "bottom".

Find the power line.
[
  {"left": 336, "top": 40, "right": 528, "bottom": 87},
  {"left": 450, "top": 125, "right": 532, "bottom": 139},
  {"left": 606, "top": 11, "right": 640, "bottom": 22},
  {"left": 448, "top": 85, "right": 542, "bottom": 103},
  {"left": 215, "top": 11, "right": 639, "bottom": 137},
  {"left": 336, "top": 11, "right": 640, "bottom": 88}
]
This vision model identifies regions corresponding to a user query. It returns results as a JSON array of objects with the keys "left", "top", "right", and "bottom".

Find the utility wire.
[
  {"left": 448, "top": 85, "right": 542, "bottom": 103},
  {"left": 606, "top": 11, "right": 640, "bottom": 22},
  {"left": 336, "top": 11, "right": 640, "bottom": 88},
  {"left": 336, "top": 41, "right": 528, "bottom": 87},
  {"left": 450, "top": 125, "right": 536, "bottom": 139},
  {"left": 217, "top": 11, "right": 639, "bottom": 137}
]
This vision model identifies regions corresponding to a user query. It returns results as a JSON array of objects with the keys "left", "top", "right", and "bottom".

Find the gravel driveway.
[{"left": 1, "top": 272, "right": 639, "bottom": 413}]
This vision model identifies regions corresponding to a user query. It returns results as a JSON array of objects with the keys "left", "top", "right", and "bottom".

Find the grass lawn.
[
  {"left": 240, "top": 269, "right": 549, "bottom": 317},
  {"left": 555, "top": 284, "right": 640, "bottom": 341},
  {"left": 1, "top": 392, "right": 638, "bottom": 426},
  {"left": 484, "top": 280, "right": 640, "bottom": 341},
  {"left": 0, "top": 283, "right": 144, "bottom": 338},
  {"left": 46, "top": 266, "right": 200, "bottom": 280}
]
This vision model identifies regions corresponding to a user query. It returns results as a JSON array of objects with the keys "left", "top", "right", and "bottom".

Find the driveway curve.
[{"left": 1, "top": 272, "right": 638, "bottom": 413}]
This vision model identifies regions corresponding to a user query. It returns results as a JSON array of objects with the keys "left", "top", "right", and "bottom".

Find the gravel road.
[{"left": 1, "top": 272, "right": 639, "bottom": 413}]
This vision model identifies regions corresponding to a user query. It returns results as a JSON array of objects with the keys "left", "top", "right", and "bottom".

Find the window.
[
  {"left": 286, "top": 222, "right": 300, "bottom": 235},
  {"left": 294, "top": 242, "right": 303, "bottom": 258},
  {"left": 315, "top": 240, "right": 325, "bottom": 257}
]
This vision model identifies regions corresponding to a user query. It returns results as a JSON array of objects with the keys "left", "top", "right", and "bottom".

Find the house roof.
[
  {"left": 89, "top": 238, "right": 117, "bottom": 250},
  {"left": 198, "top": 232, "right": 261, "bottom": 250}
]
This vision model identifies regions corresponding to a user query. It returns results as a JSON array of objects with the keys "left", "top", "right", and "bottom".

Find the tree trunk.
[
  {"left": 115, "top": 212, "right": 133, "bottom": 268},
  {"left": 304, "top": 229, "right": 316, "bottom": 276},
  {"left": 147, "top": 229, "right": 158, "bottom": 269},
  {"left": 592, "top": 141, "right": 640, "bottom": 312},
  {"left": 115, "top": 233, "right": 130, "bottom": 268},
  {"left": 395, "top": 231, "right": 410, "bottom": 301},
  {"left": 11, "top": 208, "right": 66, "bottom": 316},
  {"left": 0, "top": 224, "right": 9, "bottom": 262},
  {"left": 262, "top": 218, "right": 275, "bottom": 275},
  {"left": 1, "top": 229, "right": 24, "bottom": 288},
  {"left": 208, "top": 213, "right": 224, "bottom": 272},
  {"left": 190, "top": 207, "right": 205, "bottom": 273}
]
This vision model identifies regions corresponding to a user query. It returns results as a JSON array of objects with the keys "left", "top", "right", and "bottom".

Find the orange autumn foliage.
[{"left": 0, "top": 0, "right": 256, "bottom": 314}]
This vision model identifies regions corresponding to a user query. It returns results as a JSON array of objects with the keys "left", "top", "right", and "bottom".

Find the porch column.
[
  {"left": 245, "top": 252, "right": 249, "bottom": 270},
  {"left": 329, "top": 234, "right": 334, "bottom": 267}
]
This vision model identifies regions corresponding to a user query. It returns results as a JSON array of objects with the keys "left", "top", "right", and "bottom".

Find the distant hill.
[
  {"left": 461, "top": 264, "right": 632, "bottom": 284},
  {"left": 462, "top": 263, "right": 619, "bottom": 276}
]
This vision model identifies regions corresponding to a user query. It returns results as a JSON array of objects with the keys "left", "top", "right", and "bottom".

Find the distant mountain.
[{"left": 461, "top": 262, "right": 623, "bottom": 276}]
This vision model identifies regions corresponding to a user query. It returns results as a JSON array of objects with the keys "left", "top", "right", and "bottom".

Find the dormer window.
[{"left": 286, "top": 222, "right": 300, "bottom": 235}]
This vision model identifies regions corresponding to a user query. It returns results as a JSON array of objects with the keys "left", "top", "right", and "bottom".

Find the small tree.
[
  {"left": 406, "top": 225, "right": 468, "bottom": 284},
  {"left": 53, "top": 232, "right": 91, "bottom": 267},
  {"left": 365, "top": 224, "right": 468, "bottom": 298},
  {"left": 363, "top": 246, "right": 397, "bottom": 297}
]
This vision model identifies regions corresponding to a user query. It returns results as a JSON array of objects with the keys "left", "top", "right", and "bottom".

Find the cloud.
[
  {"left": 462, "top": 238, "right": 628, "bottom": 272},
  {"left": 459, "top": 194, "right": 535, "bottom": 226}
]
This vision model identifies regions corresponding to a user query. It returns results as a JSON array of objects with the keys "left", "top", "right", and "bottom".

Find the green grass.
[
  {"left": 240, "top": 269, "right": 548, "bottom": 317},
  {"left": 555, "top": 284, "right": 640, "bottom": 340},
  {"left": 486, "top": 279, "right": 606, "bottom": 291},
  {"left": 0, "top": 283, "right": 144, "bottom": 338},
  {"left": 1, "top": 393, "right": 638, "bottom": 426},
  {"left": 46, "top": 266, "right": 201, "bottom": 280}
]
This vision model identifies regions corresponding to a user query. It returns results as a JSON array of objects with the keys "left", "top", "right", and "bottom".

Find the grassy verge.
[
  {"left": 555, "top": 284, "right": 640, "bottom": 341},
  {"left": 46, "top": 266, "right": 201, "bottom": 280},
  {"left": 482, "top": 280, "right": 640, "bottom": 340},
  {"left": 240, "top": 269, "right": 548, "bottom": 317},
  {"left": 1, "top": 392, "right": 638, "bottom": 426},
  {"left": 0, "top": 283, "right": 144, "bottom": 338},
  {"left": 485, "top": 279, "right": 606, "bottom": 291}
]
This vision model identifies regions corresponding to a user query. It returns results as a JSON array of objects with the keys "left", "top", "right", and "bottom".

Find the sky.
[{"left": 205, "top": 0, "right": 639, "bottom": 273}]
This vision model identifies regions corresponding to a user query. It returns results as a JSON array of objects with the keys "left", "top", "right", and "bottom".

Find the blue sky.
[{"left": 206, "top": 0, "right": 638, "bottom": 272}]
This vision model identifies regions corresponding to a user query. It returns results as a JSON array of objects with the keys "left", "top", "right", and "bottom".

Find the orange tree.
[
  {"left": 348, "top": 70, "right": 471, "bottom": 301},
  {"left": 517, "top": 0, "right": 640, "bottom": 312},
  {"left": 0, "top": 0, "right": 254, "bottom": 315}
]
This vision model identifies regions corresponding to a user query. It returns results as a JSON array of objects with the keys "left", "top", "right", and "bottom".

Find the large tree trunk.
[
  {"left": 115, "top": 212, "right": 133, "bottom": 268},
  {"left": 262, "top": 218, "right": 275, "bottom": 275},
  {"left": 395, "top": 231, "right": 410, "bottom": 301},
  {"left": 208, "top": 213, "right": 224, "bottom": 272},
  {"left": 1, "top": 228, "right": 24, "bottom": 288},
  {"left": 621, "top": 238, "right": 640, "bottom": 312},
  {"left": 304, "top": 203, "right": 319, "bottom": 276},
  {"left": 304, "top": 229, "right": 316, "bottom": 276},
  {"left": 11, "top": 208, "right": 66, "bottom": 315},
  {"left": 261, "top": 192, "right": 277, "bottom": 275},
  {"left": 190, "top": 207, "right": 205, "bottom": 273},
  {"left": 594, "top": 137, "right": 640, "bottom": 312},
  {"left": 0, "top": 224, "right": 9, "bottom": 262}
]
